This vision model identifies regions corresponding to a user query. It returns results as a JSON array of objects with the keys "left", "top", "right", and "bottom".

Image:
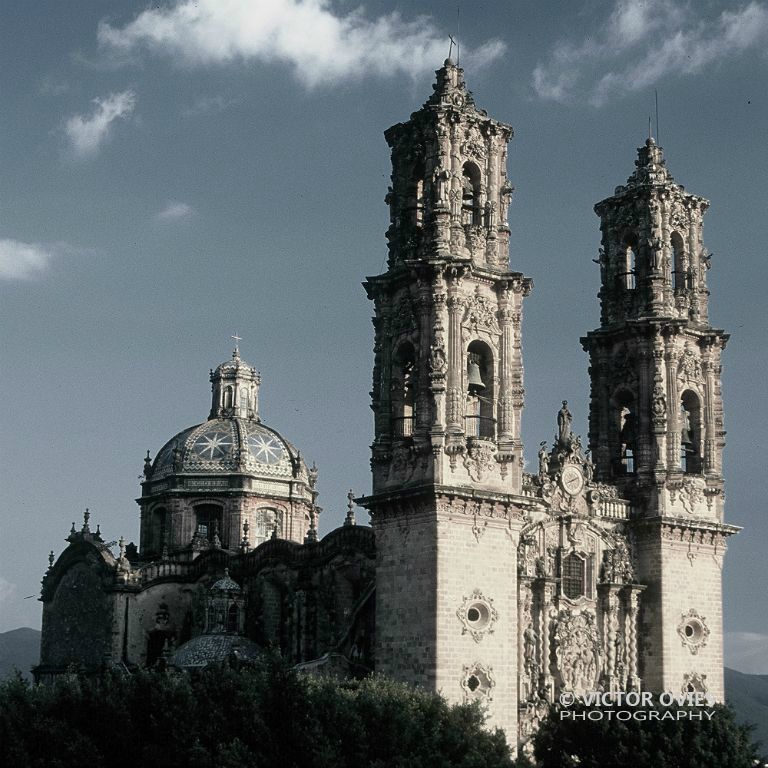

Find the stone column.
[
  {"left": 497, "top": 284, "right": 514, "bottom": 442},
  {"left": 446, "top": 276, "right": 464, "bottom": 435}
]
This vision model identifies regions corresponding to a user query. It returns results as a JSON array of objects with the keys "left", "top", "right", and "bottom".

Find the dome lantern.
[{"left": 209, "top": 340, "right": 261, "bottom": 421}]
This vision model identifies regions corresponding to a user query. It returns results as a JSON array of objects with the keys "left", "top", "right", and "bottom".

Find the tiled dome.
[{"left": 150, "top": 418, "right": 301, "bottom": 479}]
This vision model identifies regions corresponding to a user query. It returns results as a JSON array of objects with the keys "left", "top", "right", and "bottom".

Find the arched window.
[
  {"left": 195, "top": 504, "right": 223, "bottom": 544},
  {"left": 240, "top": 387, "right": 249, "bottom": 413},
  {"left": 151, "top": 507, "right": 167, "bottom": 554},
  {"left": 680, "top": 390, "right": 702, "bottom": 474},
  {"left": 392, "top": 342, "right": 416, "bottom": 438},
  {"left": 622, "top": 232, "right": 638, "bottom": 289},
  {"left": 465, "top": 340, "right": 495, "bottom": 439},
  {"left": 253, "top": 507, "right": 283, "bottom": 544},
  {"left": 671, "top": 231, "right": 686, "bottom": 291},
  {"left": 223, "top": 386, "right": 233, "bottom": 410},
  {"left": 562, "top": 552, "right": 593, "bottom": 600},
  {"left": 615, "top": 390, "right": 636, "bottom": 475},
  {"left": 461, "top": 162, "right": 481, "bottom": 226},
  {"left": 227, "top": 603, "right": 239, "bottom": 633}
]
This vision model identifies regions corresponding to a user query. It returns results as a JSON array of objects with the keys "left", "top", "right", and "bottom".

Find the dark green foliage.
[
  {"left": 532, "top": 701, "right": 762, "bottom": 768},
  {"left": 0, "top": 658, "right": 514, "bottom": 768}
]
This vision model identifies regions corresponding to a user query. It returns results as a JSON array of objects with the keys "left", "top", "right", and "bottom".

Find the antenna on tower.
[
  {"left": 448, "top": 34, "right": 456, "bottom": 61},
  {"left": 655, "top": 89, "right": 660, "bottom": 144},
  {"left": 648, "top": 115, "right": 652, "bottom": 141}
]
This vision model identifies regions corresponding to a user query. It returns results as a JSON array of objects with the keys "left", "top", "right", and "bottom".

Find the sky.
[{"left": 1, "top": 0, "right": 766, "bottom": 672}]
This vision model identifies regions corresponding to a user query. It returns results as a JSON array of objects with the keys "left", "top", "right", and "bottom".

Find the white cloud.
[
  {"left": 64, "top": 90, "right": 137, "bottom": 159},
  {"left": 533, "top": 1, "right": 768, "bottom": 106},
  {"left": 0, "top": 576, "right": 17, "bottom": 606},
  {"left": 725, "top": 631, "right": 768, "bottom": 674},
  {"left": 97, "top": 0, "right": 504, "bottom": 87},
  {"left": 157, "top": 201, "right": 194, "bottom": 221},
  {"left": 0, "top": 239, "right": 56, "bottom": 281}
]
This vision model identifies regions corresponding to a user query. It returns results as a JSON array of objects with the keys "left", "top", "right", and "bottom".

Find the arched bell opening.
[
  {"left": 406, "top": 160, "right": 426, "bottom": 228},
  {"left": 621, "top": 231, "right": 639, "bottom": 290},
  {"left": 671, "top": 231, "right": 687, "bottom": 292},
  {"left": 465, "top": 340, "right": 495, "bottom": 439},
  {"left": 461, "top": 162, "right": 482, "bottom": 226},
  {"left": 680, "top": 390, "right": 702, "bottom": 474},
  {"left": 613, "top": 389, "right": 637, "bottom": 476},
  {"left": 391, "top": 341, "right": 416, "bottom": 438}
]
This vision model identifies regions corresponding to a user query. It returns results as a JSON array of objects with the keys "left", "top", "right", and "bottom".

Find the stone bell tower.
[
  {"left": 361, "top": 59, "right": 532, "bottom": 739},
  {"left": 581, "top": 138, "right": 738, "bottom": 699}
]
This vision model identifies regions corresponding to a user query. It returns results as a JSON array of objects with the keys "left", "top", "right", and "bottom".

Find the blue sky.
[{"left": 1, "top": 1, "right": 766, "bottom": 671}]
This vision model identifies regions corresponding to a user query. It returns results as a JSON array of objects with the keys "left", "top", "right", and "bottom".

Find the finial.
[
  {"left": 70, "top": 521, "right": 76, "bottom": 536},
  {"left": 48, "top": 550, "right": 55, "bottom": 569},
  {"left": 308, "top": 461, "right": 318, "bottom": 489},
  {"left": 305, "top": 508, "right": 318, "bottom": 544},
  {"left": 143, "top": 450, "right": 152, "bottom": 478},
  {"left": 345, "top": 490, "right": 356, "bottom": 527},
  {"left": 231, "top": 333, "right": 242, "bottom": 359},
  {"left": 95, "top": 524, "right": 101, "bottom": 541},
  {"left": 240, "top": 519, "right": 251, "bottom": 553},
  {"left": 82, "top": 508, "right": 91, "bottom": 533}
]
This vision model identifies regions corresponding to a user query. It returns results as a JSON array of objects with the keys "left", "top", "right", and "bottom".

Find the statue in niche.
[
  {"left": 557, "top": 401, "right": 572, "bottom": 449},
  {"left": 524, "top": 625, "right": 538, "bottom": 676}
]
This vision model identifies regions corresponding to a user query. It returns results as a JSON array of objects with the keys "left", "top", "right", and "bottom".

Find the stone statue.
[
  {"left": 538, "top": 441, "right": 549, "bottom": 478},
  {"left": 557, "top": 401, "right": 572, "bottom": 448}
]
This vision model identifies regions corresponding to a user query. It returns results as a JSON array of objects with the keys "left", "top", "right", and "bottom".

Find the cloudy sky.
[{"left": 1, "top": 1, "right": 766, "bottom": 671}]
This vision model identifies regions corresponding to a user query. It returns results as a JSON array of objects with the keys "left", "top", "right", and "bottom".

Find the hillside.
[
  {"left": 0, "top": 627, "right": 40, "bottom": 681},
  {"left": 726, "top": 666, "right": 768, "bottom": 756}
]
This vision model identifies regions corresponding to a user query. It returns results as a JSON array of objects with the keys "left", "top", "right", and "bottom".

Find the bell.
[{"left": 467, "top": 359, "right": 485, "bottom": 394}]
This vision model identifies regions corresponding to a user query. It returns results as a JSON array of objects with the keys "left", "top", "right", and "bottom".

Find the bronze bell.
[{"left": 467, "top": 359, "right": 485, "bottom": 394}]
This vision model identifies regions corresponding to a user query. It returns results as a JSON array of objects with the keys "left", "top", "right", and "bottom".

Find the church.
[{"left": 35, "top": 60, "right": 737, "bottom": 747}]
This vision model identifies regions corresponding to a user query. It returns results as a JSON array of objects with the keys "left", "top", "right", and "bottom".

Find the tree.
[
  {"left": 531, "top": 701, "right": 762, "bottom": 768},
  {"left": 0, "top": 658, "right": 516, "bottom": 768}
]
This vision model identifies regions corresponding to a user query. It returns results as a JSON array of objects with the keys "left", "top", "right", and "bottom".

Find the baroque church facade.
[{"left": 36, "top": 61, "right": 737, "bottom": 747}]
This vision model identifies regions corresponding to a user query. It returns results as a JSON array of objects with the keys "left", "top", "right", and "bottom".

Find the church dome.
[
  {"left": 146, "top": 344, "right": 309, "bottom": 484},
  {"left": 168, "top": 633, "right": 262, "bottom": 669},
  {"left": 150, "top": 418, "right": 301, "bottom": 480}
]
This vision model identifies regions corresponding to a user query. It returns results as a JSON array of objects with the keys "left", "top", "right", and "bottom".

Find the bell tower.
[
  {"left": 581, "top": 138, "right": 738, "bottom": 699},
  {"left": 362, "top": 60, "right": 531, "bottom": 739}
]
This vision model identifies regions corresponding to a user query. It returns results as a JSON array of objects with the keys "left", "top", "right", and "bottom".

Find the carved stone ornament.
[
  {"left": 677, "top": 609, "right": 710, "bottom": 655},
  {"left": 682, "top": 671, "right": 709, "bottom": 695},
  {"left": 462, "top": 290, "right": 500, "bottom": 334},
  {"left": 460, "top": 124, "right": 487, "bottom": 160},
  {"left": 678, "top": 348, "right": 703, "bottom": 385},
  {"left": 554, "top": 610, "right": 602, "bottom": 696},
  {"left": 387, "top": 443, "right": 417, "bottom": 483},
  {"left": 388, "top": 295, "right": 419, "bottom": 338},
  {"left": 463, "top": 440, "right": 496, "bottom": 481},
  {"left": 600, "top": 536, "right": 635, "bottom": 584},
  {"left": 672, "top": 476, "right": 704, "bottom": 515},
  {"left": 457, "top": 590, "right": 499, "bottom": 642},
  {"left": 461, "top": 661, "right": 495, "bottom": 702}
]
